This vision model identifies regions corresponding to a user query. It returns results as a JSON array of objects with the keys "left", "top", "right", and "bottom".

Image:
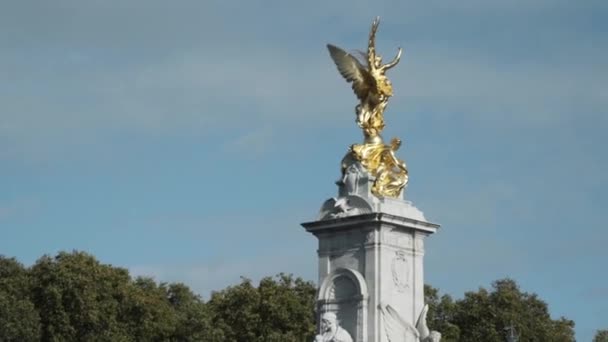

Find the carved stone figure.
[
  {"left": 415, "top": 305, "right": 442, "bottom": 342},
  {"left": 379, "top": 303, "right": 441, "bottom": 342},
  {"left": 341, "top": 164, "right": 362, "bottom": 195},
  {"left": 314, "top": 312, "right": 353, "bottom": 342}
]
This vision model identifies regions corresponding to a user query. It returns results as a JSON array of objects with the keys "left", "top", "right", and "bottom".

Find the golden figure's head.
[{"left": 374, "top": 55, "right": 383, "bottom": 69}]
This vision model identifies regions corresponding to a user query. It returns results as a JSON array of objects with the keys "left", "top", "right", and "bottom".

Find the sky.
[{"left": 1, "top": 0, "right": 607, "bottom": 340}]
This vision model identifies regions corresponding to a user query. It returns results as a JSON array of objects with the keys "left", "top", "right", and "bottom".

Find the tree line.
[{"left": 0, "top": 251, "right": 601, "bottom": 341}]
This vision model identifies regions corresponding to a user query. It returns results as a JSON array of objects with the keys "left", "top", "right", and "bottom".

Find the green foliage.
[
  {"left": 426, "top": 279, "right": 575, "bottom": 342},
  {"left": 29, "top": 251, "right": 133, "bottom": 341},
  {"left": 0, "top": 252, "right": 316, "bottom": 342},
  {"left": 0, "top": 252, "right": 584, "bottom": 342},
  {"left": 424, "top": 284, "right": 460, "bottom": 341},
  {"left": 22, "top": 251, "right": 219, "bottom": 341},
  {"left": 166, "top": 283, "right": 218, "bottom": 341},
  {"left": 594, "top": 329, "right": 608, "bottom": 342},
  {"left": 0, "top": 256, "right": 41, "bottom": 341},
  {"left": 0, "top": 292, "right": 41, "bottom": 342},
  {"left": 207, "top": 273, "right": 316, "bottom": 342}
]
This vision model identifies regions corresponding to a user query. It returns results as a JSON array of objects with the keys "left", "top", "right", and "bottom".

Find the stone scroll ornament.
[{"left": 328, "top": 17, "right": 409, "bottom": 198}]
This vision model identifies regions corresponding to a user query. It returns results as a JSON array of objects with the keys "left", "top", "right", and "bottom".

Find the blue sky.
[{"left": 1, "top": 0, "right": 607, "bottom": 340}]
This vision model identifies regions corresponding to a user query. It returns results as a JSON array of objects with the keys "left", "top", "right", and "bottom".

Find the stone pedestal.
[{"left": 302, "top": 164, "right": 439, "bottom": 342}]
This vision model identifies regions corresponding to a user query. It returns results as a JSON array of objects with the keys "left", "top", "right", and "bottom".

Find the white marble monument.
[
  {"left": 301, "top": 17, "right": 441, "bottom": 342},
  {"left": 302, "top": 162, "right": 440, "bottom": 342}
]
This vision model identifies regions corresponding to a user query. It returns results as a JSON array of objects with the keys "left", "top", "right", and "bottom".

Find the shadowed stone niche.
[{"left": 317, "top": 268, "right": 368, "bottom": 342}]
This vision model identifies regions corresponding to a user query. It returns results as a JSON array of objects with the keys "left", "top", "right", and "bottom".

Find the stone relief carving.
[
  {"left": 378, "top": 303, "right": 441, "bottom": 342},
  {"left": 318, "top": 195, "right": 373, "bottom": 221},
  {"left": 365, "top": 230, "right": 375, "bottom": 244},
  {"left": 391, "top": 251, "right": 409, "bottom": 292}
]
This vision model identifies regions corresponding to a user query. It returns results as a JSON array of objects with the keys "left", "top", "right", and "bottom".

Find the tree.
[
  {"left": 119, "top": 276, "right": 179, "bottom": 341},
  {"left": 29, "top": 251, "right": 136, "bottom": 341},
  {"left": 425, "top": 284, "right": 460, "bottom": 341},
  {"left": 0, "top": 251, "right": 578, "bottom": 342},
  {"left": 166, "top": 282, "right": 219, "bottom": 341},
  {"left": 426, "top": 279, "right": 575, "bottom": 342},
  {"left": 207, "top": 273, "right": 316, "bottom": 342},
  {"left": 0, "top": 256, "right": 40, "bottom": 341},
  {"left": 27, "top": 251, "right": 216, "bottom": 341},
  {"left": 594, "top": 329, "right": 608, "bottom": 342},
  {"left": 256, "top": 274, "right": 317, "bottom": 341}
]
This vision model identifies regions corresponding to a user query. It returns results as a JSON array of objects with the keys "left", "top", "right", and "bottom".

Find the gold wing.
[{"left": 327, "top": 44, "right": 375, "bottom": 101}]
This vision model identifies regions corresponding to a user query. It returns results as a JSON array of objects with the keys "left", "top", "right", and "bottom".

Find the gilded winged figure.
[
  {"left": 328, "top": 17, "right": 409, "bottom": 199},
  {"left": 327, "top": 17, "right": 402, "bottom": 142}
]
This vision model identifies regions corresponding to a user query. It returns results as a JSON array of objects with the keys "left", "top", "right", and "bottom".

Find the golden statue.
[{"left": 328, "top": 17, "right": 409, "bottom": 198}]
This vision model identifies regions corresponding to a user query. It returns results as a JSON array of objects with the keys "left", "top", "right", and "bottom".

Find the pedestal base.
[{"left": 302, "top": 212, "right": 439, "bottom": 342}]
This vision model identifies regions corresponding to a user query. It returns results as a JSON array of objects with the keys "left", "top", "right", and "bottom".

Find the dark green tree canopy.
[
  {"left": 1, "top": 251, "right": 219, "bottom": 342},
  {"left": 0, "top": 252, "right": 315, "bottom": 342},
  {"left": 0, "top": 252, "right": 582, "bottom": 342},
  {"left": 425, "top": 279, "right": 575, "bottom": 342},
  {"left": 594, "top": 329, "right": 608, "bottom": 342},
  {"left": 207, "top": 274, "right": 316, "bottom": 342},
  {"left": 0, "top": 257, "right": 40, "bottom": 342}
]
